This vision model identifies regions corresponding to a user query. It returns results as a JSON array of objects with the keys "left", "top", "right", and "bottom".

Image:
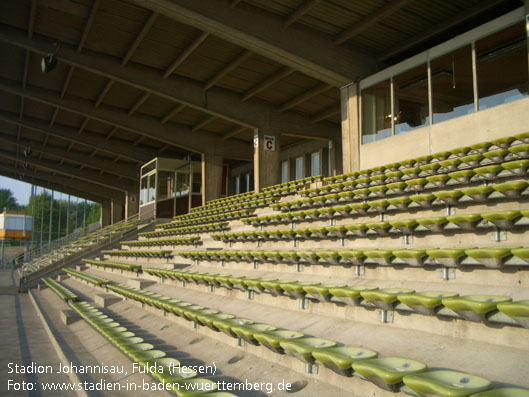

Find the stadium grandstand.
[{"left": 0, "top": 0, "right": 529, "bottom": 396}]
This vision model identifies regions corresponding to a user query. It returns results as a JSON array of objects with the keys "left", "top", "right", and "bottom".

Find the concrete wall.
[{"left": 359, "top": 96, "right": 529, "bottom": 169}]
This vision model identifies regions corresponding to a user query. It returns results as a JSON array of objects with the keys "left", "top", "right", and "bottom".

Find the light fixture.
[
  {"left": 23, "top": 147, "right": 32, "bottom": 157},
  {"left": 23, "top": 162, "right": 29, "bottom": 170},
  {"left": 41, "top": 43, "right": 60, "bottom": 73}
]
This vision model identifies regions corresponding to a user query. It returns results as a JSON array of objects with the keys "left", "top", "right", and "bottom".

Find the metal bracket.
[
  {"left": 182, "top": 280, "right": 187, "bottom": 287},
  {"left": 440, "top": 267, "right": 456, "bottom": 280},
  {"left": 237, "top": 337, "right": 245, "bottom": 347},
  {"left": 296, "top": 263, "right": 303, "bottom": 272},
  {"left": 354, "top": 265, "right": 365, "bottom": 276},
  {"left": 248, "top": 290, "right": 254, "bottom": 300},
  {"left": 221, "top": 260, "right": 225, "bottom": 268},
  {"left": 379, "top": 310, "right": 394, "bottom": 323},
  {"left": 294, "top": 239, "right": 299, "bottom": 247},
  {"left": 253, "top": 261, "right": 259, "bottom": 270},
  {"left": 193, "top": 321, "right": 199, "bottom": 329},
  {"left": 491, "top": 230, "right": 506, "bottom": 242},
  {"left": 445, "top": 206, "right": 456, "bottom": 216},
  {"left": 209, "top": 285, "right": 215, "bottom": 293},
  {"left": 299, "top": 298, "right": 309, "bottom": 310},
  {"left": 402, "top": 235, "right": 413, "bottom": 244},
  {"left": 304, "top": 363, "right": 318, "bottom": 374},
  {"left": 229, "top": 241, "right": 233, "bottom": 248},
  {"left": 329, "top": 218, "right": 336, "bottom": 226},
  {"left": 257, "top": 240, "right": 262, "bottom": 248},
  {"left": 341, "top": 237, "right": 346, "bottom": 247}
]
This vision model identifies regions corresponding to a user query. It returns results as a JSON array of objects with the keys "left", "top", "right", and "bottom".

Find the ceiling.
[{"left": 0, "top": 0, "right": 521, "bottom": 203}]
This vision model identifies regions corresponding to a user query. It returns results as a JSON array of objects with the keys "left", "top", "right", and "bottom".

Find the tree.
[{"left": 0, "top": 188, "right": 21, "bottom": 211}]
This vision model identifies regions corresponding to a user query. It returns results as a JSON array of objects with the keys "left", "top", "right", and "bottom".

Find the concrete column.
[
  {"left": 101, "top": 203, "right": 111, "bottom": 227},
  {"left": 341, "top": 83, "right": 360, "bottom": 173},
  {"left": 253, "top": 128, "right": 281, "bottom": 192},
  {"left": 526, "top": 1, "right": 529, "bottom": 82},
  {"left": 111, "top": 199, "right": 124, "bottom": 224},
  {"left": 125, "top": 190, "right": 139, "bottom": 219},
  {"left": 201, "top": 153, "right": 223, "bottom": 205}
]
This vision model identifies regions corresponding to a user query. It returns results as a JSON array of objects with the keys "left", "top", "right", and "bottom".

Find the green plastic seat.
[
  {"left": 403, "top": 370, "right": 493, "bottom": 396},
  {"left": 196, "top": 313, "right": 235, "bottom": 329},
  {"left": 481, "top": 210, "right": 521, "bottom": 229},
  {"left": 497, "top": 300, "right": 529, "bottom": 329},
  {"left": 231, "top": 323, "right": 277, "bottom": 345},
  {"left": 312, "top": 346, "right": 378, "bottom": 376},
  {"left": 392, "top": 249, "right": 428, "bottom": 266},
  {"left": 416, "top": 216, "right": 448, "bottom": 232},
  {"left": 302, "top": 283, "right": 347, "bottom": 302},
  {"left": 474, "top": 165, "right": 503, "bottom": 180},
  {"left": 329, "top": 285, "right": 378, "bottom": 306},
  {"left": 316, "top": 250, "right": 341, "bottom": 265},
  {"left": 446, "top": 214, "right": 482, "bottom": 231},
  {"left": 469, "top": 141, "right": 491, "bottom": 153},
  {"left": 502, "top": 160, "right": 529, "bottom": 175},
  {"left": 388, "top": 219, "right": 418, "bottom": 234},
  {"left": 465, "top": 247, "right": 517, "bottom": 268},
  {"left": 129, "top": 349, "right": 166, "bottom": 362},
  {"left": 491, "top": 136, "right": 515, "bottom": 148},
  {"left": 433, "top": 189, "right": 464, "bottom": 205},
  {"left": 352, "top": 357, "right": 427, "bottom": 392},
  {"left": 279, "top": 337, "right": 337, "bottom": 364},
  {"left": 511, "top": 248, "right": 529, "bottom": 265},
  {"left": 426, "top": 247, "right": 470, "bottom": 267},
  {"left": 483, "top": 148, "right": 509, "bottom": 162},
  {"left": 363, "top": 249, "right": 394, "bottom": 266},
  {"left": 442, "top": 295, "right": 512, "bottom": 322},
  {"left": 387, "top": 196, "right": 411, "bottom": 210},
  {"left": 426, "top": 174, "right": 450, "bottom": 187},
  {"left": 253, "top": 330, "right": 305, "bottom": 354},
  {"left": 365, "top": 221, "right": 391, "bottom": 235},
  {"left": 213, "top": 318, "right": 255, "bottom": 337},
  {"left": 260, "top": 279, "right": 296, "bottom": 296},
  {"left": 361, "top": 288, "right": 415, "bottom": 310},
  {"left": 491, "top": 180, "right": 528, "bottom": 198},
  {"left": 471, "top": 387, "right": 529, "bottom": 396},
  {"left": 448, "top": 169, "right": 475, "bottom": 184},
  {"left": 397, "top": 291, "right": 459, "bottom": 316},
  {"left": 281, "top": 281, "right": 320, "bottom": 299}
]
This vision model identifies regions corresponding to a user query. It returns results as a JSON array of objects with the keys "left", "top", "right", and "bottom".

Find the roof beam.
[
  {"left": 122, "top": 11, "right": 158, "bottom": 66},
  {"left": 0, "top": 148, "right": 133, "bottom": 192},
  {"left": 0, "top": 111, "right": 155, "bottom": 163},
  {"left": 334, "top": 0, "right": 410, "bottom": 45},
  {"left": 0, "top": 132, "right": 138, "bottom": 180},
  {"left": 279, "top": 83, "right": 330, "bottom": 112},
  {"left": 284, "top": 0, "right": 322, "bottom": 28},
  {"left": 242, "top": 67, "right": 294, "bottom": 102},
  {"left": 311, "top": 105, "right": 340, "bottom": 123},
  {"left": 379, "top": 0, "right": 505, "bottom": 61},
  {"left": 0, "top": 167, "right": 110, "bottom": 204},
  {"left": 128, "top": 92, "right": 150, "bottom": 115},
  {"left": 221, "top": 125, "right": 246, "bottom": 140},
  {"left": 204, "top": 50, "right": 252, "bottom": 91},
  {"left": 163, "top": 31, "right": 209, "bottom": 78},
  {"left": 192, "top": 115, "right": 216, "bottom": 132},
  {"left": 0, "top": 25, "right": 338, "bottom": 141},
  {"left": 161, "top": 103, "right": 186, "bottom": 124},
  {"left": 126, "top": 0, "right": 376, "bottom": 85},
  {"left": 0, "top": 78, "right": 250, "bottom": 157},
  {"left": 0, "top": 160, "right": 118, "bottom": 202}
]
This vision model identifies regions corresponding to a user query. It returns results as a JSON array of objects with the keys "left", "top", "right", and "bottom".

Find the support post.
[
  {"left": 340, "top": 82, "right": 360, "bottom": 173},
  {"left": 111, "top": 199, "right": 124, "bottom": 224},
  {"left": 253, "top": 128, "right": 281, "bottom": 192},
  {"left": 201, "top": 153, "right": 223, "bottom": 205},
  {"left": 66, "top": 195, "right": 70, "bottom": 236},
  {"left": 101, "top": 203, "right": 111, "bottom": 227},
  {"left": 48, "top": 190, "right": 53, "bottom": 245}
]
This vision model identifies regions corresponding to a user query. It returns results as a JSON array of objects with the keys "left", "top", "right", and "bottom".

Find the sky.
[
  {"left": 0, "top": 175, "right": 93, "bottom": 206},
  {"left": 0, "top": 175, "right": 32, "bottom": 205}
]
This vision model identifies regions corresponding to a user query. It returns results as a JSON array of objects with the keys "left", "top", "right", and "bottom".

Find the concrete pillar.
[
  {"left": 101, "top": 203, "right": 111, "bottom": 227},
  {"left": 340, "top": 83, "right": 360, "bottom": 173},
  {"left": 125, "top": 190, "right": 139, "bottom": 219},
  {"left": 201, "top": 153, "right": 223, "bottom": 205},
  {"left": 111, "top": 199, "right": 124, "bottom": 224},
  {"left": 253, "top": 128, "right": 280, "bottom": 192},
  {"left": 525, "top": 1, "right": 529, "bottom": 81}
]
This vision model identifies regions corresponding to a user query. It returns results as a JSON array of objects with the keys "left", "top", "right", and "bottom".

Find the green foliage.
[
  {"left": 0, "top": 188, "right": 22, "bottom": 211},
  {"left": 26, "top": 191, "right": 101, "bottom": 244}
]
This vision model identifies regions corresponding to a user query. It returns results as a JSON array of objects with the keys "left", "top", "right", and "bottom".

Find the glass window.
[
  {"left": 281, "top": 161, "right": 289, "bottom": 183},
  {"left": 235, "top": 176, "right": 240, "bottom": 195},
  {"left": 141, "top": 159, "right": 156, "bottom": 176},
  {"left": 295, "top": 157, "right": 304, "bottom": 180},
  {"left": 431, "top": 45, "right": 475, "bottom": 123},
  {"left": 192, "top": 173, "right": 201, "bottom": 194},
  {"left": 393, "top": 64, "right": 429, "bottom": 134},
  {"left": 148, "top": 174, "right": 156, "bottom": 202},
  {"left": 245, "top": 173, "right": 251, "bottom": 193},
  {"left": 140, "top": 176, "right": 148, "bottom": 205},
  {"left": 476, "top": 23, "right": 528, "bottom": 110},
  {"left": 361, "top": 80, "right": 391, "bottom": 144},
  {"left": 175, "top": 172, "right": 189, "bottom": 196},
  {"left": 157, "top": 171, "right": 175, "bottom": 201},
  {"left": 311, "top": 152, "right": 320, "bottom": 176}
]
